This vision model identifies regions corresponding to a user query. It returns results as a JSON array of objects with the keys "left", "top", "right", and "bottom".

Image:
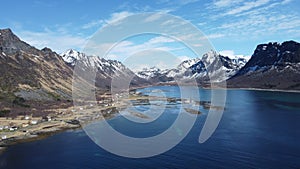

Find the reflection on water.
[{"left": 0, "top": 86, "right": 300, "bottom": 169}]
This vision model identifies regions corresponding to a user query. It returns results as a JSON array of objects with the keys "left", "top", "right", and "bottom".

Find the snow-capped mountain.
[
  {"left": 61, "top": 49, "right": 147, "bottom": 88},
  {"left": 136, "top": 67, "right": 163, "bottom": 79},
  {"left": 166, "top": 57, "right": 201, "bottom": 78},
  {"left": 61, "top": 49, "right": 128, "bottom": 76},
  {"left": 228, "top": 41, "right": 300, "bottom": 90},
  {"left": 61, "top": 49, "right": 84, "bottom": 66},
  {"left": 137, "top": 50, "right": 248, "bottom": 83},
  {"left": 188, "top": 51, "right": 248, "bottom": 82}
]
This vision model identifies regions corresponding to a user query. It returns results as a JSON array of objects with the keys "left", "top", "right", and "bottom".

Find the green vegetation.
[{"left": 0, "top": 109, "right": 10, "bottom": 117}]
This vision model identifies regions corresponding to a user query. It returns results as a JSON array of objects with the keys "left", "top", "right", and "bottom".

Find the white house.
[
  {"left": 1, "top": 135, "right": 7, "bottom": 140},
  {"left": 30, "top": 120, "right": 38, "bottom": 125},
  {"left": 9, "top": 126, "right": 18, "bottom": 131}
]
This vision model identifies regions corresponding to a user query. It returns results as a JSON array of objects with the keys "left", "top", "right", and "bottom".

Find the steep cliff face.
[{"left": 228, "top": 41, "right": 300, "bottom": 90}]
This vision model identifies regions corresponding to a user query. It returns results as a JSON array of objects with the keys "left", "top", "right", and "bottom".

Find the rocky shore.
[{"left": 0, "top": 90, "right": 224, "bottom": 151}]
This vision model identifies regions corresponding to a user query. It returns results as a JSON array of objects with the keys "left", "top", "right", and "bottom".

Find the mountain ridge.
[
  {"left": 227, "top": 40, "right": 300, "bottom": 90},
  {"left": 1, "top": 28, "right": 300, "bottom": 105},
  {"left": 136, "top": 50, "right": 249, "bottom": 83}
]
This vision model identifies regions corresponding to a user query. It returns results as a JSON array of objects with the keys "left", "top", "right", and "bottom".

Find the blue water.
[{"left": 1, "top": 86, "right": 300, "bottom": 169}]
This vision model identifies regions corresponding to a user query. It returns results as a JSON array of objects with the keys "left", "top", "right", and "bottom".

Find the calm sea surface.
[{"left": 0, "top": 86, "right": 300, "bottom": 169}]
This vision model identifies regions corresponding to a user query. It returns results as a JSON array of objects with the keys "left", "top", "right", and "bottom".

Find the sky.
[{"left": 1, "top": 0, "right": 300, "bottom": 62}]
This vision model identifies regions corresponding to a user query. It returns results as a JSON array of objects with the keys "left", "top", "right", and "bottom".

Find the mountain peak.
[
  {"left": 63, "top": 49, "right": 79, "bottom": 55},
  {"left": 0, "top": 28, "right": 13, "bottom": 35},
  {"left": 0, "top": 28, "right": 21, "bottom": 42},
  {"left": 0, "top": 28, "right": 36, "bottom": 55},
  {"left": 243, "top": 40, "right": 300, "bottom": 71},
  {"left": 60, "top": 49, "right": 85, "bottom": 65},
  {"left": 41, "top": 47, "right": 53, "bottom": 53}
]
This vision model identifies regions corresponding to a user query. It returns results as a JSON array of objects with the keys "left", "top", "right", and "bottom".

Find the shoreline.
[
  {"left": 225, "top": 87, "right": 300, "bottom": 93},
  {"left": 0, "top": 92, "right": 153, "bottom": 152},
  {"left": 1, "top": 85, "right": 299, "bottom": 154},
  {"left": 152, "top": 82, "right": 300, "bottom": 93}
]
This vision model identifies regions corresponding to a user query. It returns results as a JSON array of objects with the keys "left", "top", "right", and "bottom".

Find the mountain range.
[
  {"left": 136, "top": 51, "right": 249, "bottom": 84},
  {"left": 1, "top": 28, "right": 300, "bottom": 103}
]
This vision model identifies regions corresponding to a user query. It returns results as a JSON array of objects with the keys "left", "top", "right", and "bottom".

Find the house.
[
  {"left": 22, "top": 123, "right": 29, "bottom": 128},
  {"left": 0, "top": 126, "right": 3, "bottom": 130},
  {"left": 30, "top": 120, "right": 38, "bottom": 125},
  {"left": 24, "top": 116, "right": 30, "bottom": 120},
  {"left": 47, "top": 116, "right": 52, "bottom": 121},
  {"left": 42, "top": 116, "right": 52, "bottom": 122},
  {"left": 1, "top": 135, "right": 7, "bottom": 140},
  {"left": 9, "top": 126, "right": 18, "bottom": 131}
]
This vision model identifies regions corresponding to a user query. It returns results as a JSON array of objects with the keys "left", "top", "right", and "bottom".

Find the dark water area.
[{"left": 0, "top": 86, "right": 300, "bottom": 169}]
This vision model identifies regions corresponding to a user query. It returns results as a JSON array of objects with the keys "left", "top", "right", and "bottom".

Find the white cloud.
[
  {"left": 219, "top": 50, "right": 235, "bottom": 57},
  {"left": 157, "top": 0, "right": 199, "bottom": 5},
  {"left": 219, "top": 50, "right": 251, "bottom": 59},
  {"left": 82, "top": 20, "right": 104, "bottom": 29},
  {"left": 192, "top": 43, "right": 203, "bottom": 47},
  {"left": 217, "top": 12, "right": 300, "bottom": 38},
  {"left": 205, "top": 33, "right": 225, "bottom": 39},
  {"left": 130, "top": 63, "right": 152, "bottom": 72},
  {"left": 281, "top": 0, "right": 293, "bottom": 4},
  {"left": 87, "top": 35, "right": 185, "bottom": 63},
  {"left": 177, "top": 33, "right": 199, "bottom": 41},
  {"left": 122, "top": 49, "right": 183, "bottom": 71},
  {"left": 177, "top": 0, "right": 199, "bottom": 5},
  {"left": 205, "top": 0, "right": 300, "bottom": 41},
  {"left": 224, "top": 0, "right": 271, "bottom": 15},
  {"left": 178, "top": 55, "right": 192, "bottom": 61},
  {"left": 148, "top": 36, "right": 175, "bottom": 44},
  {"left": 143, "top": 13, "right": 164, "bottom": 22},
  {"left": 106, "top": 11, "right": 133, "bottom": 25},
  {"left": 16, "top": 29, "right": 87, "bottom": 53},
  {"left": 82, "top": 11, "right": 133, "bottom": 30},
  {"left": 212, "top": 0, "right": 243, "bottom": 8}
]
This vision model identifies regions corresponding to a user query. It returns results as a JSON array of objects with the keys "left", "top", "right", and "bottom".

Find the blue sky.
[{"left": 1, "top": 0, "right": 300, "bottom": 58}]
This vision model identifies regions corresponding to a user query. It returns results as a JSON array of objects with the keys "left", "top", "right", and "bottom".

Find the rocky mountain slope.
[
  {"left": 0, "top": 29, "right": 145, "bottom": 104},
  {"left": 0, "top": 28, "right": 73, "bottom": 101},
  {"left": 227, "top": 41, "right": 300, "bottom": 90}
]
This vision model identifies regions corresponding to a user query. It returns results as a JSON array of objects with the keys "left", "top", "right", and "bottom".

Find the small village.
[{"left": 0, "top": 91, "right": 143, "bottom": 145}]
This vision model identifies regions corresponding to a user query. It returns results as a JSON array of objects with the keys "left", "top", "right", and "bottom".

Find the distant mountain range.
[
  {"left": 136, "top": 51, "right": 249, "bottom": 84},
  {"left": 0, "top": 28, "right": 299, "bottom": 102}
]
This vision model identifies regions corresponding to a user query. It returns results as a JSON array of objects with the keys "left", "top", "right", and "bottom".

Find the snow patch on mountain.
[
  {"left": 60, "top": 49, "right": 132, "bottom": 77},
  {"left": 137, "top": 51, "right": 249, "bottom": 82}
]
